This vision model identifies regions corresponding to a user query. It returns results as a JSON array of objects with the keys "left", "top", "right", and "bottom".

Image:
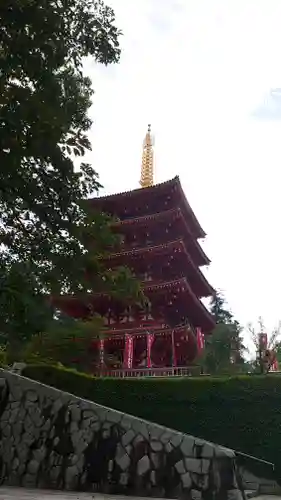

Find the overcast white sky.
[{"left": 84, "top": 0, "right": 281, "bottom": 338}]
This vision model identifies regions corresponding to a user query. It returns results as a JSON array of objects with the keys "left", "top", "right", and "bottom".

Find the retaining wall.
[{"left": 0, "top": 370, "right": 245, "bottom": 499}]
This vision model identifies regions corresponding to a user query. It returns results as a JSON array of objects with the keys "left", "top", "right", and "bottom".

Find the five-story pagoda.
[{"left": 54, "top": 125, "right": 215, "bottom": 377}]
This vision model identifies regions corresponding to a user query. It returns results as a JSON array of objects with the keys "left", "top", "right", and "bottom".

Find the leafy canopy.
[
  {"left": 201, "top": 292, "right": 246, "bottom": 374},
  {"left": 0, "top": 0, "right": 142, "bottom": 352}
]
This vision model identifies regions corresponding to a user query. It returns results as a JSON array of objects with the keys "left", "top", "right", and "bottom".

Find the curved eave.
[
  {"left": 144, "top": 278, "right": 215, "bottom": 332},
  {"left": 101, "top": 239, "right": 214, "bottom": 298},
  {"left": 52, "top": 278, "right": 215, "bottom": 332},
  {"left": 114, "top": 207, "right": 178, "bottom": 227},
  {"left": 88, "top": 177, "right": 178, "bottom": 204},
  {"left": 115, "top": 207, "right": 210, "bottom": 266},
  {"left": 178, "top": 210, "right": 210, "bottom": 266},
  {"left": 175, "top": 177, "right": 206, "bottom": 239},
  {"left": 88, "top": 176, "right": 206, "bottom": 240}
]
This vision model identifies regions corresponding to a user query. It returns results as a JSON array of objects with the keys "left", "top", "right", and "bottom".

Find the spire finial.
[{"left": 140, "top": 124, "right": 154, "bottom": 188}]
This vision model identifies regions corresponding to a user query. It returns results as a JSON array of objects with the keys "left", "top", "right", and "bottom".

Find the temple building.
[{"left": 54, "top": 125, "right": 215, "bottom": 377}]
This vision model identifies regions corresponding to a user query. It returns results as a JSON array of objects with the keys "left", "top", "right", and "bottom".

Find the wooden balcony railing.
[{"left": 93, "top": 365, "right": 202, "bottom": 378}]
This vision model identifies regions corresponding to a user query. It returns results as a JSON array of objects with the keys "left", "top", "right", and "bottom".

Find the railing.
[{"left": 93, "top": 365, "right": 201, "bottom": 378}]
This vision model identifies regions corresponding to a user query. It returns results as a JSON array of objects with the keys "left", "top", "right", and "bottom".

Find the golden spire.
[{"left": 140, "top": 124, "right": 154, "bottom": 188}]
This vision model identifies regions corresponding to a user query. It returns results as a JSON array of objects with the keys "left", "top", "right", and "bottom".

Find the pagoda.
[{"left": 54, "top": 125, "right": 215, "bottom": 377}]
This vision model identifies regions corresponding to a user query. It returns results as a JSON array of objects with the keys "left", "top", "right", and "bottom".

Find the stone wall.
[{"left": 0, "top": 370, "right": 245, "bottom": 499}]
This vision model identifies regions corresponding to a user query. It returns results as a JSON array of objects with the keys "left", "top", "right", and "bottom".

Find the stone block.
[
  {"left": 10, "top": 401, "right": 20, "bottom": 409},
  {"left": 121, "top": 416, "right": 133, "bottom": 430},
  {"left": 160, "top": 431, "right": 173, "bottom": 444},
  {"left": 215, "top": 445, "right": 235, "bottom": 458},
  {"left": 132, "top": 419, "right": 149, "bottom": 439},
  {"left": 71, "top": 429, "right": 83, "bottom": 448},
  {"left": 148, "top": 424, "right": 163, "bottom": 440},
  {"left": 70, "top": 405, "right": 81, "bottom": 422},
  {"left": 165, "top": 442, "right": 173, "bottom": 453},
  {"left": 33, "top": 446, "right": 46, "bottom": 463},
  {"left": 125, "top": 444, "right": 132, "bottom": 454},
  {"left": 151, "top": 470, "right": 156, "bottom": 485},
  {"left": 150, "top": 440, "right": 163, "bottom": 452},
  {"left": 116, "top": 452, "right": 130, "bottom": 471},
  {"left": 227, "top": 489, "right": 244, "bottom": 500},
  {"left": 181, "top": 471, "right": 192, "bottom": 488},
  {"left": 95, "top": 407, "right": 108, "bottom": 421},
  {"left": 150, "top": 452, "right": 160, "bottom": 469},
  {"left": 122, "top": 429, "right": 135, "bottom": 446},
  {"left": 22, "top": 473, "right": 37, "bottom": 488},
  {"left": 201, "top": 442, "right": 215, "bottom": 458},
  {"left": 106, "top": 410, "right": 122, "bottom": 423},
  {"left": 120, "top": 472, "right": 129, "bottom": 485},
  {"left": 185, "top": 458, "right": 203, "bottom": 474},
  {"left": 81, "top": 428, "right": 94, "bottom": 445},
  {"left": 91, "top": 420, "right": 100, "bottom": 432},
  {"left": 175, "top": 459, "right": 186, "bottom": 474},
  {"left": 11, "top": 457, "right": 20, "bottom": 471},
  {"left": 181, "top": 436, "right": 195, "bottom": 457},
  {"left": 25, "top": 390, "right": 38, "bottom": 402},
  {"left": 2, "top": 424, "right": 11, "bottom": 437},
  {"left": 70, "top": 421, "right": 79, "bottom": 433},
  {"left": 137, "top": 454, "right": 150, "bottom": 476},
  {"left": 10, "top": 384, "right": 23, "bottom": 401},
  {"left": 171, "top": 432, "right": 183, "bottom": 448},
  {"left": 81, "top": 416, "right": 97, "bottom": 429},
  {"left": 49, "top": 465, "right": 61, "bottom": 483},
  {"left": 17, "top": 443, "right": 29, "bottom": 462},
  {"left": 191, "top": 489, "right": 202, "bottom": 500},
  {"left": 0, "top": 409, "right": 10, "bottom": 423},
  {"left": 52, "top": 398, "right": 63, "bottom": 415},
  {"left": 75, "top": 439, "right": 88, "bottom": 455},
  {"left": 18, "top": 408, "right": 26, "bottom": 421},
  {"left": 27, "top": 459, "right": 40, "bottom": 474},
  {"left": 23, "top": 414, "right": 34, "bottom": 432},
  {"left": 29, "top": 407, "right": 43, "bottom": 427},
  {"left": 65, "top": 465, "right": 79, "bottom": 489}
]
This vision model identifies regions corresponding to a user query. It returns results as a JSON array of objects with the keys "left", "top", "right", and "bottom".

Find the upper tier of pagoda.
[
  {"left": 89, "top": 176, "right": 205, "bottom": 240},
  {"left": 54, "top": 125, "right": 215, "bottom": 334}
]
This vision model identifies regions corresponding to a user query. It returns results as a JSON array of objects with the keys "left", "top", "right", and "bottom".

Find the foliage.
[
  {"left": 0, "top": 0, "right": 142, "bottom": 353},
  {"left": 248, "top": 318, "right": 281, "bottom": 373},
  {"left": 23, "top": 364, "right": 281, "bottom": 479},
  {"left": 22, "top": 315, "right": 104, "bottom": 371},
  {"left": 201, "top": 293, "right": 246, "bottom": 374}
]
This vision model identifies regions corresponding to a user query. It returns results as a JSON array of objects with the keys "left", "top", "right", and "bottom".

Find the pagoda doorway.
[
  {"left": 151, "top": 332, "right": 173, "bottom": 368},
  {"left": 104, "top": 337, "right": 125, "bottom": 370}
]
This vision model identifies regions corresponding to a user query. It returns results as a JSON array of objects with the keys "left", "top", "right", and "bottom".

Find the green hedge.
[{"left": 23, "top": 365, "right": 281, "bottom": 477}]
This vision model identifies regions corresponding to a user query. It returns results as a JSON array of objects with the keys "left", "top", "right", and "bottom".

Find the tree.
[
  {"left": 0, "top": 0, "right": 142, "bottom": 357},
  {"left": 23, "top": 314, "right": 103, "bottom": 372},
  {"left": 201, "top": 292, "right": 246, "bottom": 375},
  {"left": 248, "top": 318, "right": 281, "bottom": 373}
]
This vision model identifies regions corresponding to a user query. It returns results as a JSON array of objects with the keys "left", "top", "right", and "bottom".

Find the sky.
[{"left": 83, "top": 0, "right": 281, "bottom": 342}]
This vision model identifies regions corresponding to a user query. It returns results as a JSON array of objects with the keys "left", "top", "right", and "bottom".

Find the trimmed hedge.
[{"left": 23, "top": 365, "right": 281, "bottom": 477}]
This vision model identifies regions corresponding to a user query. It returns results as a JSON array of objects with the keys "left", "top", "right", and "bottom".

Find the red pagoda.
[{"left": 54, "top": 125, "right": 215, "bottom": 377}]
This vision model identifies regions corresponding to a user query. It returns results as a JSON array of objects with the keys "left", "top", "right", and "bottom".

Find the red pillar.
[
  {"left": 99, "top": 338, "right": 105, "bottom": 369},
  {"left": 147, "top": 333, "right": 154, "bottom": 368},
  {"left": 124, "top": 334, "right": 134, "bottom": 369},
  {"left": 171, "top": 329, "right": 177, "bottom": 367}
]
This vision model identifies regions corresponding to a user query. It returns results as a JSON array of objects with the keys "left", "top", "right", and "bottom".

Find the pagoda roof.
[
  {"left": 101, "top": 239, "right": 214, "bottom": 298},
  {"left": 115, "top": 207, "right": 210, "bottom": 266},
  {"left": 144, "top": 278, "right": 214, "bottom": 331},
  {"left": 53, "top": 277, "right": 215, "bottom": 332},
  {"left": 89, "top": 176, "right": 206, "bottom": 240}
]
